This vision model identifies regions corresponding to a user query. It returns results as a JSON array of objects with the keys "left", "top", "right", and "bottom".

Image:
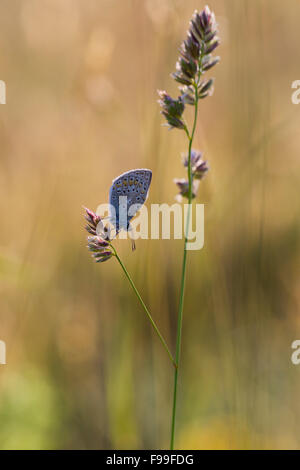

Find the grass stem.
[
  {"left": 170, "top": 81, "right": 199, "bottom": 450},
  {"left": 112, "top": 246, "right": 176, "bottom": 368}
]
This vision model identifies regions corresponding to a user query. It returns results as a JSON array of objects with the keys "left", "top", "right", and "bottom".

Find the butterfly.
[{"left": 108, "top": 169, "right": 152, "bottom": 250}]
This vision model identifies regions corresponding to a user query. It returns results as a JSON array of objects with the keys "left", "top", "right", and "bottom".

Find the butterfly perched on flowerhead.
[{"left": 108, "top": 169, "right": 152, "bottom": 248}]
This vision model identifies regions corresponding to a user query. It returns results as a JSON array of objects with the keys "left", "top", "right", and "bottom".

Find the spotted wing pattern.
[{"left": 109, "top": 169, "right": 152, "bottom": 232}]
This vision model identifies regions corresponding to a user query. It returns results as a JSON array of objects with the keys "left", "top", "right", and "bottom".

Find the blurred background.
[{"left": 0, "top": 0, "right": 300, "bottom": 450}]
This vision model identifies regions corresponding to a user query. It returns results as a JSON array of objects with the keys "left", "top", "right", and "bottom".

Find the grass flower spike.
[
  {"left": 84, "top": 206, "right": 104, "bottom": 236},
  {"left": 84, "top": 207, "right": 113, "bottom": 263},
  {"left": 174, "top": 6, "right": 220, "bottom": 89},
  {"left": 87, "top": 236, "right": 113, "bottom": 263},
  {"left": 158, "top": 5, "right": 220, "bottom": 450},
  {"left": 174, "top": 178, "right": 199, "bottom": 200},
  {"left": 183, "top": 149, "right": 209, "bottom": 179},
  {"left": 157, "top": 90, "right": 185, "bottom": 130},
  {"left": 157, "top": 6, "right": 220, "bottom": 132}
]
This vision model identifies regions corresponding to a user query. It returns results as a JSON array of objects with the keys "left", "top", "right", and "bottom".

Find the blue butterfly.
[{"left": 108, "top": 169, "right": 152, "bottom": 249}]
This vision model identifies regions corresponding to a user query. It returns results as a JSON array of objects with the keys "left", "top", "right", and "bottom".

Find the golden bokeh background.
[{"left": 1, "top": 0, "right": 300, "bottom": 449}]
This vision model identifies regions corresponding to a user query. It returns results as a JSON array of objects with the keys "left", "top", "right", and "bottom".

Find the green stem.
[
  {"left": 170, "top": 81, "right": 199, "bottom": 450},
  {"left": 111, "top": 246, "right": 176, "bottom": 368}
]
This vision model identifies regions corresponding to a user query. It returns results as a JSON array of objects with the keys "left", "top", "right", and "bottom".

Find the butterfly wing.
[{"left": 109, "top": 169, "right": 152, "bottom": 231}]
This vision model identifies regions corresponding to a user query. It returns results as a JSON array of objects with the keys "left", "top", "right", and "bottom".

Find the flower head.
[
  {"left": 174, "top": 178, "right": 199, "bottom": 201},
  {"left": 157, "top": 90, "right": 185, "bottom": 130},
  {"left": 158, "top": 6, "right": 220, "bottom": 129},
  {"left": 175, "top": 149, "right": 209, "bottom": 201},
  {"left": 173, "top": 6, "right": 220, "bottom": 103},
  {"left": 83, "top": 207, "right": 114, "bottom": 263},
  {"left": 183, "top": 149, "right": 209, "bottom": 179},
  {"left": 87, "top": 235, "right": 113, "bottom": 263},
  {"left": 83, "top": 207, "right": 103, "bottom": 236}
]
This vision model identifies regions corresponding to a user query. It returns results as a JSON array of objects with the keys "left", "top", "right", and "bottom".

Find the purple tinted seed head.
[
  {"left": 159, "top": 6, "right": 220, "bottom": 123},
  {"left": 83, "top": 208, "right": 114, "bottom": 264},
  {"left": 158, "top": 90, "right": 185, "bottom": 130},
  {"left": 182, "top": 149, "right": 209, "bottom": 180},
  {"left": 174, "top": 178, "right": 199, "bottom": 200}
]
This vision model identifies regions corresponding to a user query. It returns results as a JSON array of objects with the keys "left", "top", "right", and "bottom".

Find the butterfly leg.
[{"left": 127, "top": 223, "right": 136, "bottom": 251}]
